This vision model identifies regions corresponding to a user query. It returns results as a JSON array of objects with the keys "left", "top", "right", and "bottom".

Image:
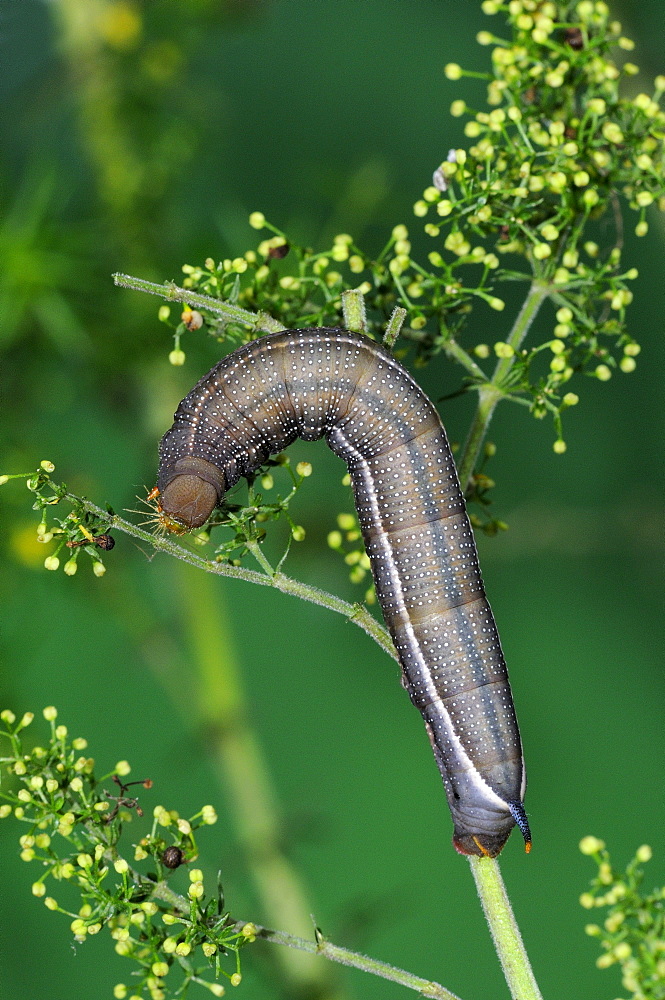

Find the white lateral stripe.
[{"left": 335, "top": 429, "right": 511, "bottom": 815}]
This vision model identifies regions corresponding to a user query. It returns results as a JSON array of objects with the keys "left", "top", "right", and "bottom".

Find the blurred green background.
[{"left": 1, "top": 1, "right": 663, "bottom": 999}]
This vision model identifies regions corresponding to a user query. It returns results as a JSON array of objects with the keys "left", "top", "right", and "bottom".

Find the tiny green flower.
[
  {"left": 579, "top": 836, "right": 606, "bottom": 855},
  {"left": 444, "top": 63, "right": 462, "bottom": 80},
  {"left": 248, "top": 212, "right": 265, "bottom": 230},
  {"left": 532, "top": 243, "right": 551, "bottom": 260}
]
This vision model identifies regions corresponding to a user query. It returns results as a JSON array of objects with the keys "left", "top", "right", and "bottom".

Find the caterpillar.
[{"left": 156, "top": 327, "right": 530, "bottom": 858}]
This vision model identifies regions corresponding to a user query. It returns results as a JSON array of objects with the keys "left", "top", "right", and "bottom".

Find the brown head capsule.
[{"left": 158, "top": 456, "right": 225, "bottom": 530}]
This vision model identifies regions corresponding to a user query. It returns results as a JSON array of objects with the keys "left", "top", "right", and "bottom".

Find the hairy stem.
[
  {"left": 341, "top": 287, "right": 368, "bottom": 334},
  {"left": 113, "top": 273, "right": 286, "bottom": 333},
  {"left": 383, "top": 306, "right": 408, "bottom": 349},
  {"left": 442, "top": 336, "right": 489, "bottom": 381},
  {"left": 468, "top": 857, "right": 543, "bottom": 1000},
  {"left": 149, "top": 879, "right": 460, "bottom": 1000},
  {"left": 456, "top": 280, "right": 549, "bottom": 492},
  {"left": 65, "top": 490, "right": 396, "bottom": 662}
]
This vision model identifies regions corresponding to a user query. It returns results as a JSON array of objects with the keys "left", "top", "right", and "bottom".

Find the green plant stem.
[
  {"left": 149, "top": 879, "right": 460, "bottom": 1000},
  {"left": 64, "top": 490, "right": 397, "bottom": 663},
  {"left": 468, "top": 857, "right": 543, "bottom": 1000},
  {"left": 383, "top": 306, "right": 408, "bottom": 349},
  {"left": 113, "top": 273, "right": 286, "bottom": 333},
  {"left": 341, "top": 287, "right": 368, "bottom": 334},
  {"left": 443, "top": 336, "right": 488, "bottom": 381},
  {"left": 457, "top": 280, "right": 549, "bottom": 491}
]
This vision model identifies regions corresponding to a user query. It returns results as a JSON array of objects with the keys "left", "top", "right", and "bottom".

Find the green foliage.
[
  {"left": 579, "top": 836, "right": 665, "bottom": 1000},
  {"left": 1, "top": 463, "right": 116, "bottom": 578},
  {"left": 0, "top": 707, "right": 251, "bottom": 1000},
  {"left": 161, "top": 0, "right": 663, "bottom": 458}
]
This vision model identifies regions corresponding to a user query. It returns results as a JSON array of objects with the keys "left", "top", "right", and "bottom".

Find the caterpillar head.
[{"left": 155, "top": 457, "right": 225, "bottom": 531}]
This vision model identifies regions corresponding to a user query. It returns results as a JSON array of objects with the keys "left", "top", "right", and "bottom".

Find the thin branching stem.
[
  {"left": 148, "top": 879, "right": 461, "bottom": 1000},
  {"left": 69, "top": 492, "right": 397, "bottom": 662},
  {"left": 113, "top": 273, "right": 286, "bottom": 333},
  {"left": 457, "top": 280, "right": 549, "bottom": 491}
]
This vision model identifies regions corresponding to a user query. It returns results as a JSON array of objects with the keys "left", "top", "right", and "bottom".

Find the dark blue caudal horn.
[
  {"left": 156, "top": 327, "right": 529, "bottom": 858},
  {"left": 509, "top": 801, "right": 532, "bottom": 853}
]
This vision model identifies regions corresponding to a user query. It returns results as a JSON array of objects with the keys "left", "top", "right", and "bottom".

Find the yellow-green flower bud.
[
  {"left": 248, "top": 212, "right": 265, "bottom": 230},
  {"left": 444, "top": 63, "right": 462, "bottom": 80},
  {"left": 201, "top": 805, "right": 217, "bottom": 824},
  {"left": 579, "top": 835, "right": 605, "bottom": 855},
  {"left": 601, "top": 122, "right": 623, "bottom": 144},
  {"left": 635, "top": 843, "right": 652, "bottom": 862},
  {"left": 532, "top": 242, "right": 551, "bottom": 260}
]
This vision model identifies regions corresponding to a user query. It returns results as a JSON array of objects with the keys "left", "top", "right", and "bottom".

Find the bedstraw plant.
[{"left": 2, "top": 3, "right": 663, "bottom": 1000}]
